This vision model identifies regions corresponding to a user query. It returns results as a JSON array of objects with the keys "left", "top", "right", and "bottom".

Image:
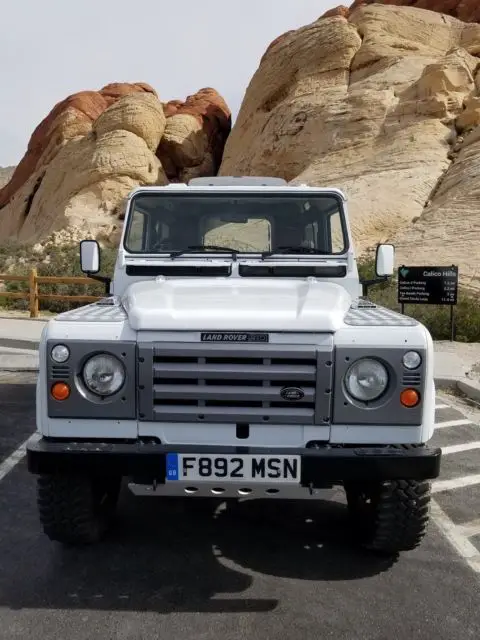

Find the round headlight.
[
  {"left": 51, "top": 344, "right": 70, "bottom": 363},
  {"left": 82, "top": 354, "right": 125, "bottom": 396},
  {"left": 402, "top": 351, "right": 421, "bottom": 370},
  {"left": 345, "top": 358, "right": 389, "bottom": 402}
]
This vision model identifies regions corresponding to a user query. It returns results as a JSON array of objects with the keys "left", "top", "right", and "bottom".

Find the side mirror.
[
  {"left": 80, "top": 239, "right": 100, "bottom": 274},
  {"left": 375, "top": 243, "right": 395, "bottom": 277}
]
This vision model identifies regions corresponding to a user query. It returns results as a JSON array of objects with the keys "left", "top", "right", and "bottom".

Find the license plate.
[{"left": 166, "top": 453, "right": 301, "bottom": 483}]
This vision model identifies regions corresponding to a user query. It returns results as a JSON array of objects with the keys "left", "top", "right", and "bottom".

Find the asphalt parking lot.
[{"left": 0, "top": 372, "right": 478, "bottom": 640}]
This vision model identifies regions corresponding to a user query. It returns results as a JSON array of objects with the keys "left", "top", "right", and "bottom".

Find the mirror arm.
[
  {"left": 360, "top": 275, "right": 388, "bottom": 297},
  {"left": 84, "top": 273, "right": 111, "bottom": 296}
]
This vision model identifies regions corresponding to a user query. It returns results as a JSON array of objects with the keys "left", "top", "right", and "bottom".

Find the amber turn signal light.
[
  {"left": 51, "top": 382, "right": 71, "bottom": 401},
  {"left": 400, "top": 388, "right": 420, "bottom": 408}
]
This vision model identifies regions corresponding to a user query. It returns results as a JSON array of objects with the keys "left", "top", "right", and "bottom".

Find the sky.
[{"left": 0, "top": 0, "right": 337, "bottom": 166}]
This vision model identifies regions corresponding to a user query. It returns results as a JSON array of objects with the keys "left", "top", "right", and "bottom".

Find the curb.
[
  {"left": 0, "top": 368, "right": 39, "bottom": 373},
  {"left": 456, "top": 379, "right": 480, "bottom": 404},
  {"left": 0, "top": 315, "right": 50, "bottom": 322},
  {"left": 436, "top": 376, "right": 480, "bottom": 404},
  {"left": 0, "top": 341, "right": 40, "bottom": 373},
  {"left": 435, "top": 377, "right": 460, "bottom": 391},
  {"left": 0, "top": 338, "right": 40, "bottom": 351}
]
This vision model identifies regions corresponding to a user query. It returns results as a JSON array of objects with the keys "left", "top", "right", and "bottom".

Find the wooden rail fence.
[{"left": 0, "top": 268, "right": 104, "bottom": 318}]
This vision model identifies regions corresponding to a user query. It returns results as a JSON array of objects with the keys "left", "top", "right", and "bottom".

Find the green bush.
[
  {"left": 0, "top": 241, "right": 117, "bottom": 314},
  {"left": 358, "top": 257, "right": 480, "bottom": 342}
]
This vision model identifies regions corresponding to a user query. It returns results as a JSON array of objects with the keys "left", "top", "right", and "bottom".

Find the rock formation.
[
  {"left": 219, "top": 3, "right": 480, "bottom": 292},
  {"left": 0, "top": 83, "right": 230, "bottom": 244}
]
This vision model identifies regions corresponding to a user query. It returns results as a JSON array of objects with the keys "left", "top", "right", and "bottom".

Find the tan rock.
[
  {"left": 394, "top": 126, "right": 480, "bottom": 294},
  {"left": 93, "top": 92, "right": 166, "bottom": 152},
  {"left": 456, "top": 96, "right": 480, "bottom": 131},
  {"left": 6, "top": 129, "right": 166, "bottom": 244},
  {"left": 221, "top": 15, "right": 363, "bottom": 182},
  {"left": 179, "top": 153, "right": 216, "bottom": 183},
  {"left": 394, "top": 48, "right": 476, "bottom": 120},
  {"left": 159, "top": 113, "right": 206, "bottom": 170},
  {"left": 219, "top": 4, "right": 480, "bottom": 291}
]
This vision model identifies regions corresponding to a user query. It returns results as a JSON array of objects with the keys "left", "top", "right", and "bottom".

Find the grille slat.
[
  {"left": 153, "top": 384, "right": 315, "bottom": 403},
  {"left": 153, "top": 362, "right": 316, "bottom": 381},
  {"left": 153, "top": 344, "right": 316, "bottom": 360}
]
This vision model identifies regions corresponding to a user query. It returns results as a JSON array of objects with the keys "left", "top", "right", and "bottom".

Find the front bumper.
[{"left": 26, "top": 438, "right": 442, "bottom": 485}]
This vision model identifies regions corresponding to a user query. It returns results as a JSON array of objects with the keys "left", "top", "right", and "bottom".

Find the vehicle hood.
[{"left": 121, "top": 277, "right": 352, "bottom": 332}]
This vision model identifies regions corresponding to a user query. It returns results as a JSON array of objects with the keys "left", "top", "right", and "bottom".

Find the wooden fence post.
[{"left": 29, "top": 268, "right": 39, "bottom": 318}]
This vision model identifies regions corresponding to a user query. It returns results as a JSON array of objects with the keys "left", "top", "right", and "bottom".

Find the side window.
[
  {"left": 128, "top": 211, "right": 147, "bottom": 252},
  {"left": 329, "top": 210, "right": 345, "bottom": 254}
]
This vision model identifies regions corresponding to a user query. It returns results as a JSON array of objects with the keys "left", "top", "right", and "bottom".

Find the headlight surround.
[
  {"left": 51, "top": 344, "right": 70, "bottom": 363},
  {"left": 345, "top": 357, "right": 389, "bottom": 402},
  {"left": 82, "top": 354, "right": 125, "bottom": 397},
  {"left": 402, "top": 350, "right": 422, "bottom": 370}
]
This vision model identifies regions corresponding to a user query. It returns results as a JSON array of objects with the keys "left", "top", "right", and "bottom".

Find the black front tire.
[
  {"left": 37, "top": 474, "right": 122, "bottom": 545},
  {"left": 345, "top": 479, "right": 432, "bottom": 554}
]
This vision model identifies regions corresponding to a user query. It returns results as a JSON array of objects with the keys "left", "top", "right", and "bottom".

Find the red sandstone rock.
[
  {"left": 163, "top": 100, "right": 184, "bottom": 118},
  {"left": 99, "top": 82, "right": 156, "bottom": 104}
]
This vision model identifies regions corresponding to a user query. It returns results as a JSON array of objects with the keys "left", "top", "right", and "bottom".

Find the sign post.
[{"left": 397, "top": 265, "right": 458, "bottom": 341}]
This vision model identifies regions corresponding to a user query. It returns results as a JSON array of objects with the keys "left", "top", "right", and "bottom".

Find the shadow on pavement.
[
  {"left": 0, "top": 381, "right": 36, "bottom": 462},
  {"left": 0, "top": 480, "right": 397, "bottom": 615}
]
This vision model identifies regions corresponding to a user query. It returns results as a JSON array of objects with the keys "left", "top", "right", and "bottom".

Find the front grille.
[{"left": 138, "top": 343, "right": 332, "bottom": 424}]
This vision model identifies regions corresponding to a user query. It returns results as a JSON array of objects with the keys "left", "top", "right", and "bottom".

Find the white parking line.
[
  {"left": 435, "top": 403, "right": 450, "bottom": 410},
  {"left": 431, "top": 500, "right": 480, "bottom": 574},
  {"left": 456, "top": 519, "right": 480, "bottom": 539},
  {"left": 435, "top": 419, "right": 472, "bottom": 430},
  {"left": 441, "top": 442, "right": 480, "bottom": 455},
  {"left": 0, "top": 434, "right": 37, "bottom": 483},
  {"left": 432, "top": 474, "right": 480, "bottom": 494}
]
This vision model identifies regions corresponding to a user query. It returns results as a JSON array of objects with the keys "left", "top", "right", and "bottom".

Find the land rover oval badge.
[{"left": 280, "top": 387, "right": 305, "bottom": 401}]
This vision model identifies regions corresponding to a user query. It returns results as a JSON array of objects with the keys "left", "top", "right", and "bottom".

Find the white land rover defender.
[{"left": 27, "top": 177, "right": 441, "bottom": 554}]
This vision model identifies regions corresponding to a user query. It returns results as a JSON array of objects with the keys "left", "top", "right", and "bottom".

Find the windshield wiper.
[
  {"left": 261, "top": 246, "right": 326, "bottom": 260},
  {"left": 170, "top": 245, "right": 240, "bottom": 259}
]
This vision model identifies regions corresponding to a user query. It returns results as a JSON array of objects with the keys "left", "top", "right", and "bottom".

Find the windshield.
[{"left": 124, "top": 192, "right": 348, "bottom": 256}]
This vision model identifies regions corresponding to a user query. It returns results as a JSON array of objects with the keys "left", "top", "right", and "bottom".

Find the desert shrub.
[{"left": 358, "top": 257, "right": 480, "bottom": 342}]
